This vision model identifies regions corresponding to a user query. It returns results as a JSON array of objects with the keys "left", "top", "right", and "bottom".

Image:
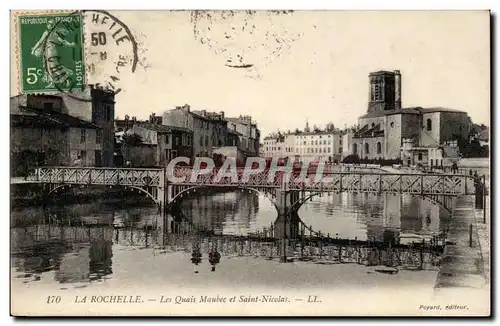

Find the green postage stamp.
[{"left": 17, "top": 12, "right": 85, "bottom": 93}]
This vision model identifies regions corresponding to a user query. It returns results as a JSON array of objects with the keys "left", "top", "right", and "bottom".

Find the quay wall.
[{"left": 10, "top": 183, "right": 154, "bottom": 208}]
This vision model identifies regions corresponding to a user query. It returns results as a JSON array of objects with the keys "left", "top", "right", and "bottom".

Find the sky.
[{"left": 11, "top": 10, "right": 490, "bottom": 137}]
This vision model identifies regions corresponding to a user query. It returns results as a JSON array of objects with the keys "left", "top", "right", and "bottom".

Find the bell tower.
[{"left": 368, "top": 70, "right": 401, "bottom": 113}]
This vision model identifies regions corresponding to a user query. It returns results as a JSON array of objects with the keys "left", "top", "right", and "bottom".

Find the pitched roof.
[
  {"left": 369, "top": 70, "right": 396, "bottom": 76},
  {"left": 14, "top": 106, "right": 100, "bottom": 129},
  {"left": 419, "top": 107, "right": 467, "bottom": 114},
  {"left": 359, "top": 108, "right": 421, "bottom": 119},
  {"left": 136, "top": 122, "right": 193, "bottom": 133},
  {"left": 354, "top": 123, "right": 384, "bottom": 138},
  {"left": 11, "top": 114, "right": 66, "bottom": 128},
  {"left": 135, "top": 123, "right": 171, "bottom": 133},
  {"left": 227, "top": 129, "right": 243, "bottom": 136},
  {"left": 359, "top": 107, "right": 467, "bottom": 119}
]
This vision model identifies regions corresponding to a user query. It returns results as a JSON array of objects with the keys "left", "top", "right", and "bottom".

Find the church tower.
[
  {"left": 304, "top": 119, "right": 310, "bottom": 132},
  {"left": 367, "top": 70, "right": 401, "bottom": 113}
]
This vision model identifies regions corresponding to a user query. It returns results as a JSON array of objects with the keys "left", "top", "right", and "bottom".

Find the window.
[
  {"left": 427, "top": 119, "right": 432, "bottom": 131},
  {"left": 315, "top": 140, "right": 318, "bottom": 145},
  {"left": 165, "top": 134, "right": 170, "bottom": 144},
  {"left": 80, "top": 150, "right": 86, "bottom": 164},
  {"left": 365, "top": 143, "right": 369, "bottom": 155},
  {"left": 107, "top": 105, "right": 113, "bottom": 122},
  {"left": 328, "top": 148, "right": 331, "bottom": 153},
  {"left": 377, "top": 142, "right": 381, "bottom": 154},
  {"left": 418, "top": 153, "right": 423, "bottom": 161},
  {"left": 80, "top": 129, "right": 86, "bottom": 143},
  {"left": 175, "top": 136, "right": 180, "bottom": 146},
  {"left": 96, "top": 130, "right": 101, "bottom": 144},
  {"left": 338, "top": 147, "right": 342, "bottom": 154},
  {"left": 371, "top": 123, "right": 375, "bottom": 128},
  {"left": 353, "top": 143, "right": 358, "bottom": 154},
  {"left": 199, "top": 136, "right": 203, "bottom": 146},
  {"left": 373, "top": 83, "right": 382, "bottom": 101}
]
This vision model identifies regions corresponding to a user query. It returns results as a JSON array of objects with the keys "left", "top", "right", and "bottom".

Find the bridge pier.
[
  {"left": 273, "top": 189, "right": 302, "bottom": 262},
  {"left": 274, "top": 211, "right": 301, "bottom": 240}
]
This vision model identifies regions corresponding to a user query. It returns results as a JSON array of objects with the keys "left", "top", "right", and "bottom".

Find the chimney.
[
  {"left": 201, "top": 109, "right": 206, "bottom": 117},
  {"left": 220, "top": 111, "right": 225, "bottom": 119},
  {"left": 394, "top": 70, "right": 401, "bottom": 110}
]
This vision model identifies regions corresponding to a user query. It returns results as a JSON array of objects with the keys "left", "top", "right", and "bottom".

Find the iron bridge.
[{"left": 24, "top": 166, "right": 478, "bottom": 197}]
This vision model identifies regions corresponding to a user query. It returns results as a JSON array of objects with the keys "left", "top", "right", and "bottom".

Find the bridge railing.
[
  {"left": 27, "top": 167, "right": 163, "bottom": 187},
  {"left": 170, "top": 167, "right": 477, "bottom": 195},
  {"left": 27, "top": 166, "right": 479, "bottom": 195}
]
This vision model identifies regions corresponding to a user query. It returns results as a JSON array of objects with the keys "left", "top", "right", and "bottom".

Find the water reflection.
[
  {"left": 11, "top": 189, "right": 451, "bottom": 285},
  {"left": 298, "top": 192, "right": 450, "bottom": 244}
]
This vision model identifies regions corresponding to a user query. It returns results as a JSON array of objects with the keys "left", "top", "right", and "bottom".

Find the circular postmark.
[
  {"left": 41, "top": 10, "right": 138, "bottom": 102},
  {"left": 191, "top": 10, "right": 301, "bottom": 79}
]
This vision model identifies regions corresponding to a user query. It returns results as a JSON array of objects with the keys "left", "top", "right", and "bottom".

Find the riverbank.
[
  {"left": 458, "top": 158, "right": 489, "bottom": 169},
  {"left": 434, "top": 196, "right": 490, "bottom": 300},
  {"left": 10, "top": 184, "right": 159, "bottom": 208}
]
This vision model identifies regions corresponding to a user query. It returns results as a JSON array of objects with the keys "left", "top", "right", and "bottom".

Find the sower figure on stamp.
[{"left": 30, "top": 18, "right": 75, "bottom": 88}]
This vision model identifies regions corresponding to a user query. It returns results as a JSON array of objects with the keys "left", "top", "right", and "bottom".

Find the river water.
[{"left": 11, "top": 190, "right": 452, "bottom": 289}]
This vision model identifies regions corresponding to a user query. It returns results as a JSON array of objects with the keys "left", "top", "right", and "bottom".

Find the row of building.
[
  {"left": 114, "top": 105, "right": 261, "bottom": 167},
  {"left": 263, "top": 70, "right": 483, "bottom": 168},
  {"left": 10, "top": 86, "right": 262, "bottom": 174},
  {"left": 263, "top": 123, "right": 350, "bottom": 164}
]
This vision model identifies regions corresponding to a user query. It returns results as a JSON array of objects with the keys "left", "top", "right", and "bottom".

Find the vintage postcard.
[{"left": 9, "top": 10, "right": 490, "bottom": 316}]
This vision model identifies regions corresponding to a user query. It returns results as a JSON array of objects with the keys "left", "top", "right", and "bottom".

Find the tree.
[
  {"left": 342, "top": 154, "right": 360, "bottom": 164},
  {"left": 326, "top": 122, "right": 335, "bottom": 132},
  {"left": 122, "top": 133, "right": 143, "bottom": 147}
]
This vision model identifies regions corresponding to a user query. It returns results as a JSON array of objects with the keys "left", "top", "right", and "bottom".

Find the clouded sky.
[{"left": 12, "top": 10, "right": 490, "bottom": 137}]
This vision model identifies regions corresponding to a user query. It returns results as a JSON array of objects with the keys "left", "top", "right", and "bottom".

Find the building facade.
[
  {"left": 11, "top": 86, "right": 116, "bottom": 167},
  {"left": 90, "top": 87, "right": 115, "bottom": 167},
  {"left": 163, "top": 105, "right": 217, "bottom": 157},
  {"left": 124, "top": 123, "right": 193, "bottom": 167},
  {"left": 11, "top": 95, "right": 102, "bottom": 175},
  {"left": 262, "top": 125, "right": 345, "bottom": 164},
  {"left": 262, "top": 134, "right": 286, "bottom": 159},
  {"left": 163, "top": 105, "right": 261, "bottom": 158},
  {"left": 226, "top": 115, "right": 260, "bottom": 156}
]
